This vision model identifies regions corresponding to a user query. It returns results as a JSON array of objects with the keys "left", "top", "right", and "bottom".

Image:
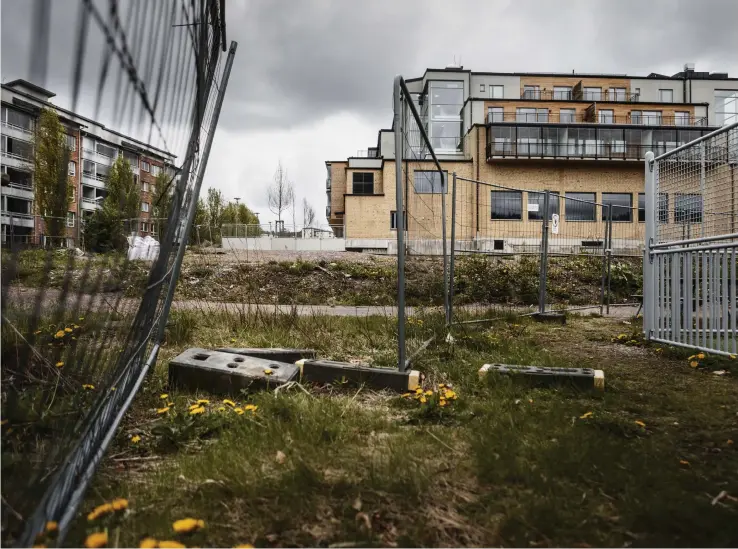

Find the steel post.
[
  {"left": 393, "top": 76, "right": 407, "bottom": 372},
  {"left": 538, "top": 190, "right": 550, "bottom": 314},
  {"left": 448, "top": 172, "right": 458, "bottom": 325}
]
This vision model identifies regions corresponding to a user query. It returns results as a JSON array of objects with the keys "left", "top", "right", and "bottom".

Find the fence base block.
[
  {"left": 478, "top": 363, "right": 605, "bottom": 392},
  {"left": 169, "top": 348, "right": 298, "bottom": 394},
  {"left": 531, "top": 312, "right": 567, "bottom": 324},
  {"left": 215, "top": 347, "right": 317, "bottom": 363},
  {"left": 296, "top": 359, "right": 421, "bottom": 392}
]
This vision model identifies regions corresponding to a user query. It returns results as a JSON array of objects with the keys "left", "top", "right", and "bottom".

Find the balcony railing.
[
  {"left": 486, "top": 140, "right": 699, "bottom": 161},
  {"left": 1, "top": 121, "right": 35, "bottom": 135},
  {"left": 354, "top": 148, "right": 379, "bottom": 158},
  {"left": 487, "top": 111, "right": 708, "bottom": 127},
  {"left": 520, "top": 89, "right": 640, "bottom": 102}
]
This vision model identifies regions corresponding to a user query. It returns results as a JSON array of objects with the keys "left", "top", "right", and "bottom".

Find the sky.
[{"left": 2, "top": 0, "right": 738, "bottom": 226}]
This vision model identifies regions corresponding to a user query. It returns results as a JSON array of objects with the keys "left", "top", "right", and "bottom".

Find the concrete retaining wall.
[{"left": 222, "top": 237, "right": 346, "bottom": 252}]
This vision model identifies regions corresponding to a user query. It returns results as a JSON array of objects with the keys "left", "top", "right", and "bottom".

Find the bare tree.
[
  {"left": 302, "top": 198, "right": 316, "bottom": 228},
  {"left": 267, "top": 161, "right": 294, "bottom": 229}
]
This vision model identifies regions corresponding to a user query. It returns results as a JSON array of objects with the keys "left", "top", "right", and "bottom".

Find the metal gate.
[{"left": 643, "top": 122, "right": 738, "bottom": 355}]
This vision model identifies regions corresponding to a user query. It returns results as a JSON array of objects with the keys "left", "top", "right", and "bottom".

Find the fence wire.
[{"left": 1, "top": 1, "right": 230, "bottom": 544}]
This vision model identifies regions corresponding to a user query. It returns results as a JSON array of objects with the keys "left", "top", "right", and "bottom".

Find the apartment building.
[
  {"left": 1, "top": 79, "right": 176, "bottom": 247},
  {"left": 326, "top": 65, "right": 738, "bottom": 252}
]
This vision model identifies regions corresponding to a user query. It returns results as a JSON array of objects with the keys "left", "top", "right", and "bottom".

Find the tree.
[
  {"left": 206, "top": 187, "right": 225, "bottom": 230},
  {"left": 152, "top": 171, "right": 173, "bottom": 239},
  {"left": 267, "top": 161, "right": 294, "bottom": 229},
  {"left": 34, "top": 108, "right": 71, "bottom": 245},
  {"left": 302, "top": 198, "right": 316, "bottom": 228}
]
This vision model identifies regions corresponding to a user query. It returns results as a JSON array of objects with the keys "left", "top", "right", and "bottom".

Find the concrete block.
[
  {"left": 169, "top": 348, "right": 298, "bottom": 395},
  {"left": 215, "top": 347, "right": 317, "bottom": 364},
  {"left": 478, "top": 363, "right": 604, "bottom": 392},
  {"left": 532, "top": 311, "right": 567, "bottom": 324},
  {"left": 295, "top": 359, "right": 420, "bottom": 392}
]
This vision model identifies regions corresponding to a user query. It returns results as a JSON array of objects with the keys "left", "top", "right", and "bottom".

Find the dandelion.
[
  {"left": 64, "top": 327, "right": 73, "bottom": 333},
  {"left": 635, "top": 420, "right": 646, "bottom": 428},
  {"left": 110, "top": 387, "right": 116, "bottom": 392},
  {"left": 167, "top": 402, "right": 174, "bottom": 407},
  {"left": 157, "top": 407, "right": 170, "bottom": 415},
  {"left": 580, "top": 411, "right": 594, "bottom": 419},
  {"left": 419, "top": 396, "right": 427, "bottom": 404},
  {"left": 444, "top": 389, "right": 457, "bottom": 400},
  {"left": 263, "top": 368, "right": 273, "bottom": 376},
  {"left": 189, "top": 404, "right": 201, "bottom": 411},
  {"left": 87, "top": 502, "right": 113, "bottom": 521},
  {"left": 230, "top": 338, "right": 236, "bottom": 343},
  {"left": 45, "top": 521, "right": 58, "bottom": 533},
  {"left": 34, "top": 330, "right": 42, "bottom": 335},
  {"left": 439, "top": 400, "right": 447, "bottom": 407},
  {"left": 160, "top": 394, "right": 169, "bottom": 399},
  {"left": 111, "top": 498, "right": 128, "bottom": 511},
  {"left": 424, "top": 390, "right": 433, "bottom": 396},
  {"left": 196, "top": 399, "right": 209, "bottom": 405},
  {"left": 79, "top": 317, "right": 85, "bottom": 321},
  {"left": 172, "top": 518, "right": 205, "bottom": 534},
  {"left": 131, "top": 435, "right": 141, "bottom": 444},
  {"left": 414, "top": 388, "right": 423, "bottom": 394},
  {"left": 679, "top": 459, "right": 690, "bottom": 466},
  {"left": 73, "top": 324, "right": 80, "bottom": 329},
  {"left": 234, "top": 545, "right": 254, "bottom": 549},
  {"left": 83, "top": 384, "right": 95, "bottom": 390},
  {"left": 223, "top": 399, "right": 236, "bottom": 407},
  {"left": 218, "top": 406, "right": 226, "bottom": 412},
  {"left": 730, "top": 355, "right": 736, "bottom": 360},
  {"left": 139, "top": 538, "right": 158, "bottom": 548},
  {"left": 54, "top": 330, "right": 65, "bottom": 339},
  {"left": 158, "top": 542, "right": 185, "bottom": 549},
  {"left": 244, "top": 404, "right": 258, "bottom": 412},
  {"left": 617, "top": 334, "right": 627, "bottom": 340},
  {"left": 727, "top": 439, "right": 734, "bottom": 445},
  {"left": 690, "top": 361, "right": 699, "bottom": 368},
  {"left": 189, "top": 406, "right": 205, "bottom": 415},
  {"left": 234, "top": 408, "right": 245, "bottom": 415},
  {"left": 438, "top": 383, "right": 446, "bottom": 388},
  {"left": 401, "top": 393, "right": 411, "bottom": 398},
  {"left": 697, "top": 353, "right": 705, "bottom": 360},
  {"left": 55, "top": 361, "right": 64, "bottom": 368},
  {"left": 84, "top": 532, "right": 108, "bottom": 548}
]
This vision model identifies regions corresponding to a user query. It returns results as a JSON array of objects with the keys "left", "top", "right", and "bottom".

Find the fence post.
[
  {"left": 448, "top": 172, "right": 458, "bottom": 325},
  {"left": 699, "top": 140, "right": 706, "bottom": 237},
  {"left": 538, "top": 190, "right": 550, "bottom": 314},
  {"left": 606, "top": 204, "right": 613, "bottom": 315},
  {"left": 441, "top": 171, "right": 449, "bottom": 325},
  {"left": 599, "top": 202, "right": 608, "bottom": 315},
  {"left": 643, "top": 151, "right": 656, "bottom": 339},
  {"left": 393, "top": 76, "right": 407, "bottom": 372}
]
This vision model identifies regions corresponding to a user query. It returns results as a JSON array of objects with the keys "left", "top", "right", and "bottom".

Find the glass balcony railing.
[
  {"left": 519, "top": 89, "right": 640, "bottom": 102},
  {"left": 487, "top": 111, "right": 708, "bottom": 127}
]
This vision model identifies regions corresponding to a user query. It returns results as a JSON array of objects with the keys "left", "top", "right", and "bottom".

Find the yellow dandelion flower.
[
  {"left": 679, "top": 459, "right": 690, "bottom": 466},
  {"left": 244, "top": 404, "right": 258, "bottom": 412},
  {"left": 196, "top": 399, "right": 209, "bottom": 405},
  {"left": 188, "top": 404, "right": 201, "bottom": 411},
  {"left": 419, "top": 396, "right": 427, "bottom": 404},
  {"left": 438, "top": 383, "right": 446, "bottom": 388},
  {"left": 156, "top": 407, "right": 170, "bottom": 415},
  {"left": 160, "top": 394, "right": 169, "bottom": 399},
  {"left": 55, "top": 361, "right": 64, "bottom": 368},
  {"left": 230, "top": 338, "right": 236, "bottom": 343},
  {"left": 87, "top": 502, "right": 113, "bottom": 521},
  {"left": 415, "top": 388, "right": 423, "bottom": 394},
  {"left": 263, "top": 368, "right": 273, "bottom": 375},
  {"left": 34, "top": 330, "right": 42, "bottom": 335},
  {"left": 45, "top": 521, "right": 58, "bottom": 533},
  {"left": 223, "top": 399, "right": 236, "bottom": 407},
  {"left": 727, "top": 439, "right": 734, "bottom": 445},
  {"left": 697, "top": 353, "right": 705, "bottom": 360},
  {"left": 218, "top": 406, "right": 226, "bottom": 412},
  {"left": 131, "top": 435, "right": 141, "bottom": 444},
  {"left": 580, "top": 411, "right": 594, "bottom": 419},
  {"left": 73, "top": 324, "right": 80, "bottom": 329},
  {"left": 79, "top": 317, "right": 85, "bottom": 321},
  {"left": 234, "top": 545, "right": 254, "bottom": 548},
  {"left": 167, "top": 402, "right": 174, "bottom": 407},
  {"left": 110, "top": 387, "right": 116, "bottom": 392},
  {"left": 139, "top": 538, "right": 158, "bottom": 548},
  {"left": 635, "top": 420, "right": 646, "bottom": 428},
  {"left": 617, "top": 334, "right": 627, "bottom": 339},
  {"left": 172, "top": 518, "right": 205, "bottom": 534},
  {"left": 690, "top": 361, "right": 699, "bottom": 368},
  {"left": 401, "top": 393, "right": 411, "bottom": 398},
  {"left": 33, "top": 544, "right": 46, "bottom": 548},
  {"left": 84, "top": 532, "right": 108, "bottom": 548},
  {"left": 730, "top": 355, "right": 736, "bottom": 360},
  {"left": 54, "top": 330, "right": 65, "bottom": 339},
  {"left": 439, "top": 400, "right": 447, "bottom": 407},
  {"left": 234, "top": 408, "right": 245, "bottom": 415},
  {"left": 189, "top": 406, "right": 205, "bottom": 415},
  {"left": 158, "top": 542, "right": 185, "bottom": 549},
  {"left": 64, "top": 327, "right": 73, "bottom": 333},
  {"left": 82, "top": 384, "right": 95, "bottom": 390},
  {"left": 444, "top": 390, "right": 457, "bottom": 399},
  {"left": 424, "top": 390, "right": 433, "bottom": 396},
  {"left": 111, "top": 498, "right": 128, "bottom": 511}
]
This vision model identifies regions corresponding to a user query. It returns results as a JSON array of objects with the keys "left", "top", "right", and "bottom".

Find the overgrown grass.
[{"left": 45, "top": 309, "right": 736, "bottom": 547}]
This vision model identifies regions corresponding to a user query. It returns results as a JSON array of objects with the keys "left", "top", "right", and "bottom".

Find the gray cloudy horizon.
[{"left": 3, "top": 0, "right": 738, "bottom": 224}]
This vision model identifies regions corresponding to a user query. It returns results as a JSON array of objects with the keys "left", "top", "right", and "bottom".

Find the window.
[
  {"left": 83, "top": 159, "right": 95, "bottom": 176},
  {"left": 675, "top": 194, "right": 702, "bottom": 224},
  {"left": 66, "top": 135, "right": 76, "bottom": 151},
  {"left": 2, "top": 136, "right": 33, "bottom": 160},
  {"left": 522, "top": 85, "right": 540, "bottom": 99},
  {"left": 491, "top": 190, "right": 522, "bottom": 220},
  {"left": 122, "top": 149, "right": 138, "bottom": 167},
  {"left": 634, "top": 87, "right": 641, "bottom": 98},
  {"left": 675, "top": 111, "right": 690, "bottom": 126},
  {"left": 517, "top": 126, "right": 542, "bottom": 154},
  {"left": 516, "top": 107, "right": 548, "bottom": 123},
  {"left": 83, "top": 136, "right": 95, "bottom": 152},
  {"left": 553, "top": 86, "right": 572, "bottom": 100},
  {"left": 489, "top": 85, "right": 504, "bottom": 99},
  {"left": 583, "top": 87, "right": 602, "bottom": 101},
  {"left": 66, "top": 212, "right": 75, "bottom": 228},
  {"left": 602, "top": 193, "right": 632, "bottom": 222},
  {"left": 429, "top": 81, "right": 463, "bottom": 152},
  {"left": 142, "top": 181, "right": 149, "bottom": 192},
  {"left": 96, "top": 142, "right": 116, "bottom": 158},
  {"left": 488, "top": 107, "right": 504, "bottom": 123},
  {"left": 599, "top": 109, "right": 614, "bottom": 124},
  {"left": 490, "top": 126, "right": 514, "bottom": 154},
  {"left": 390, "top": 210, "right": 407, "bottom": 230},
  {"left": 141, "top": 202, "right": 150, "bottom": 213},
  {"left": 527, "top": 191, "right": 560, "bottom": 220},
  {"left": 2, "top": 106, "right": 34, "bottom": 131},
  {"left": 141, "top": 160, "right": 150, "bottom": 172},
  {"left": 352, "top": 172, "right": 374, "bottom": 194},
  {"left": 638, "top": 193, "right": 668, "bottom": 223},
  {"left": 630, "top": 110, "right": 642, "bottom": 124},
  {"left": 643, "top": 111, "right": 662, "bottom": 126},
  {"left": 68, "top": 161, "right": 76, "bottom": 176},
  {"left": 609, "top": 87, "right": 627, "bottom": 101},
  {"left": 715, "top": 90, "right": 738, "bottom": 125},
  {"left": 638, "top": 193, "right": 645, "bottom": 222},
  {"left": 479, "top": 84, "right": 485, "bottom": 93},
  {"left": 151, "top": 185, "right": 156, "bottom": 197},
  {"left": 560, "top": 108, "right": 576, "bottom": 123},
  {"left": 659, "top": 89, "right": 674, "bottom": 102},
  {"left": 151, "top": 165, "right": 161, "bottom": 176},
  {"left": 565, "top": 192, "right": 596, "bottom": 221},
  {"left": 413, "top": 170, "right": 446, "bottom": 193}
]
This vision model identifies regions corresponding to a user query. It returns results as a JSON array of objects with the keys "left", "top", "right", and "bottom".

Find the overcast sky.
[{"left": 3, "top": 0, "right": 738, "bottom": 226}]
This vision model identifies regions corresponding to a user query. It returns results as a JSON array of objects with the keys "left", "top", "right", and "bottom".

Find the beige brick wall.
[{"left": 328, "top": 162, "right": 347, "bottom": 226}]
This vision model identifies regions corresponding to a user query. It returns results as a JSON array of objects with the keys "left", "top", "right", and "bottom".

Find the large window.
[
  {"left": 1, "top": 106, "right": 34, "bottom": 131},
  {"left": 583, "top": 87, "right": 602, "bottom": 101},
  {"left": 489, "top": 85, "right": 504, "bottom": 99},
  {"left": 516, "top": 107, "right": 548, "bottom": 123},
  {"left": 553, "top": 86, "right": 572, "bottom": 100},
  {"left": 653, "top": 130, "right": 677, "bottom": 155},
  {"left": 352, "top": 172, "right": 374, "bottom": 195},
  {"left": 429, "top": 81, "right": 463, "bottom": 152},
  {"left": 522, "top": 85, "right": 540, "bottom": 99},
  {"left": 413, "top": 171, "right": 445, "bottom": 194},
  {"left": 490, "top": 126, "right": 514, "bottom": 154},
  {"left": 1, "top": 136, "right": 33, "bottom": 160},
  {"left": 66, "top": 212, "right": 76, "bottom": 228},
  {"left": 599, "top": 109, "right": 614, "bottom": 124},
  {"left": 66, "top": 135, "right": 77, "bottom": 151},
  {"left": 565, "top": 192, "right": 596, "bottom": 221},
  {"left": 141, "top": 202, "right": 150, "bottom": 213},
  {"left": 96, "top": 142, "right": 116, "bottom": 158},
  {"left": 675, "top": 111, "right": 690, "bottom": 126},
  {"left": 122, "top": 149, "right": 138, "bottom": 167},
  {"left": 640, "top": 193, "right": 672, "bottom": 224},
  {"left": 517, "top": 127, "right": 541, "bottom": 155},
  {"left": 527, "top": 191, "right": 560, "bottom": 220},
  {"left": 560, "top": 108, "right": 576, "bottom": 123},
  {"left": 659, "top": 89, "right": 674, "bottom": 102},
  {"left": 609, "top": 87, "right": 627, "bottom": 101},
  {"left": 643, "top": 111, "right": 662, "bottom": 126},
  {"left": 68, "top": 161, "right": 76, "bottom": 176},
  {"left": 488, "top": 107, "right": 503, "bottom": 123},
  {"left": 715, "top": 90, "right": 738, "bottom": 125},
  {"left": 602, "top": 193, "right": 632, "bottom": 222},
  {"left": 675, "top": 194, "right": 702, "bottom": 224},
  {"left": 491, "top": 191, "right": 522, "bottom": 220}
]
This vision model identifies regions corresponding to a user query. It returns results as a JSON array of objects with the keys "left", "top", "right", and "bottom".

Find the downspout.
[{"left": 476, "top": 125, "right": 480, "bottom": 239}]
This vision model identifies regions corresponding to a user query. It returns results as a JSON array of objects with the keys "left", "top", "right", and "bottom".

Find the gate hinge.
[
  {"left": 647, "top": 237, "right": 654, "bottom": 264},
  {"left": 648, "top": 159, "right": 654, "bottom": 173}
]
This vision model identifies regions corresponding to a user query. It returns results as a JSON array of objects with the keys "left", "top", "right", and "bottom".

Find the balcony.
[
  {"left": 1, "top": 211, "right": 35, "bottom": 228},
  {"left": 82, "top": 172, "right": 108, "bottom": 188},
  {"left": 2, "top": 121, "right": 35, "bottom": 141},
  {"left": 520, "top": 85, "right": 640, "bottom": 102},
  {"left": 81, "top": 197, "right": 102, "bottom": 210},
  {"left": 487, "top": 111, "right": 708, "bottom": 127}
]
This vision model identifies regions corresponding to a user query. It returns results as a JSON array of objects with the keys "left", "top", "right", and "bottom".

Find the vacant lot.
[{"left": 29, "top": 310, "right": 734, "bottom": 548}]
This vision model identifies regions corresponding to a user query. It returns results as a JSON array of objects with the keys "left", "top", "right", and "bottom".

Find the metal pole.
[
  {"left": 156, "top": 41, "right": 238, "bottom": 341},
  {"left": 699, "top": 140, "right": 706, "bottom": 237},
  {"left": 538, "top": 190, "right": 550, "bottom": 314},
  {"left": 441, "top": 171, "right": 449, "bottom": 325},
  {"left": 448, "top": 172, "right": 458, "bottom": 325},
  {"left": 599, "top": 202, "right": 608, "bottom": 315},
  {"left": 393, "top": 76, "right": 407, "bottom": 372},
  {"left": 606, "top": 204, "right": 613, "bottom": 315}
]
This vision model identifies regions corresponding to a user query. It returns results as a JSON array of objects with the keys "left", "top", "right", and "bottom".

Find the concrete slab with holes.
[{"left": 169, "top": 348, "right": 298, "bottom": 395}]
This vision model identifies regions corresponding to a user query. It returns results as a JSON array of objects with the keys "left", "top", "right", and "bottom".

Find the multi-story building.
[
  {"left": 1, "top": 79, "right": 176, "bottom": 247},
  {"left": 326, "top": 65, "right": 738, "bottom": 252}
]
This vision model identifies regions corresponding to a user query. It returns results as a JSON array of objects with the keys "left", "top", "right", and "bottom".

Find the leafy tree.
[
  {"left": 34, "top": 108, "right": 71, "bottom": 245},
  {"left": 206, "top": 187, "right": 225, "bottom": 230}
]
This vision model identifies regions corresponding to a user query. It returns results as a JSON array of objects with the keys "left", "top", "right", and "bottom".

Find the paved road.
[{"left": 6, "top": 286, "right": 640, "bottom": 319}]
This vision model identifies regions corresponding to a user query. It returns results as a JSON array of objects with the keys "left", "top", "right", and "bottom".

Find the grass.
[{"left": 28, "top": 309, "right": 733, "bottom": 548}]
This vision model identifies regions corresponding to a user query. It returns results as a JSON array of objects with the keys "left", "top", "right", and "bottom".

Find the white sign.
[
  {"left": 551, "top": 214, "right": 560, "bottom": 235},
  {"left": 527, "top": 203, "right": 539, "bottom": 212}
]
